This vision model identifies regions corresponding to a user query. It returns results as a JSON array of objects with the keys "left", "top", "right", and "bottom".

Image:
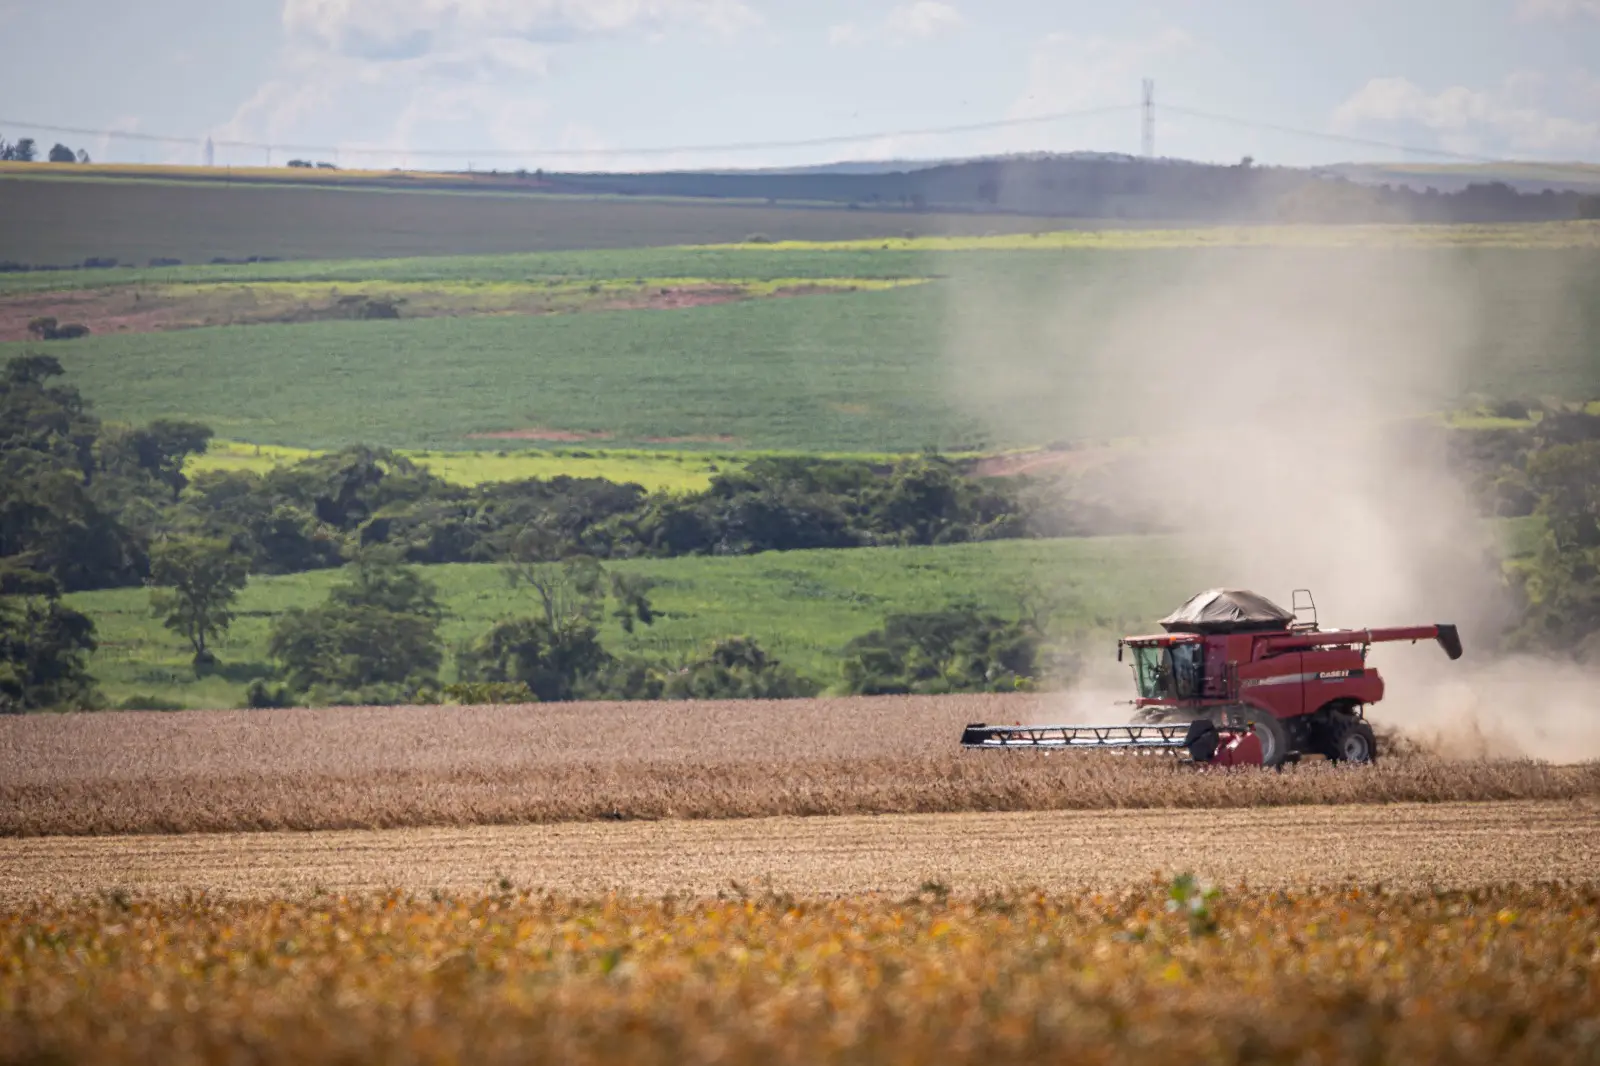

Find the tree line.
[
  {"left": 0, "top": 136, "right": 90, "bottom": 164},
  {"left": 546, "top": 157, "right": 1600, "bottom": 225},
  {"left": 1447, "top": 405, "right": 1600, "bottom": 658},
  {"left": 9, "top": 352, "right": 1600, "bottom": 711},
  {"left": 0, "top": 355, "right": 1125, "bottom": 599},
  {"left": 0, "top": 354, "right": 1080, "bottom": 711}
]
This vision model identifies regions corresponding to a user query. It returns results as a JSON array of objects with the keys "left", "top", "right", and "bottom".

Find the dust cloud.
[{"left": 943, "top": 240, "right": 1600, "bottom": 761}]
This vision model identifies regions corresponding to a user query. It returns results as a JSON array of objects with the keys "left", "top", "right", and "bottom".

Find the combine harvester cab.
[{"left": 961, "top": 589, "right": 1462, "bottom": 768}]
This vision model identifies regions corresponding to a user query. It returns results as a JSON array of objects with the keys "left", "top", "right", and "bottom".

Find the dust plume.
[{"left": 943, "top": 238, "right": 1600, "bottom": 761}]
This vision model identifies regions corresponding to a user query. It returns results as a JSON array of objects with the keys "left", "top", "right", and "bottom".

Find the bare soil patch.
[
  {"left": 0, "top": 281, "right": 851, "bottom": 342},
  {"left": 2, "top": 801, "right": 1593, "bottom": 900},
  {"left": 2, "top": 696, "right": 1595, "bottom": 838}
]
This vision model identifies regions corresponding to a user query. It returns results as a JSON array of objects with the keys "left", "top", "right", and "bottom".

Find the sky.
[{"left": 2, "top": 0, "right": 1599, "bottom": 171}]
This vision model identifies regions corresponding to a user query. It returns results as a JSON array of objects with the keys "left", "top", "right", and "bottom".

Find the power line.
[
  {"left": 4, "top": 101, "right": 1596, "bottom": 180},
  {"left": 1161, "top": 103, "right": 1600, "bottom": 185},
  {"left": 0, "top": 104, "right": 1139, "bottom": 161},
  {"left": 1159, "top": 103, "right": 1507, "bottom": 164}
]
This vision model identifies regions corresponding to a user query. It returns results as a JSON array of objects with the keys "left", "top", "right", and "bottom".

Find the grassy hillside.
[
  {"left": 67, "top": 537, "right": 1199, "bottom": 710},
  {"left": 39, "top": 285, "right": 992, "bottom": 452},
  {"left": 17, "top": 243, "right": 1600, "bottom": 453}
]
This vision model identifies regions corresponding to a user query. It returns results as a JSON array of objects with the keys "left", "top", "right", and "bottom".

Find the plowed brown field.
[{"left": 4, "top": 696, "right": 1598, "bottom": 837}]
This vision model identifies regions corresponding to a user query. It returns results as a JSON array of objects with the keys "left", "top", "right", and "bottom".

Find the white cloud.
[
  {"left": 1009, "top": 26, "right": 1191, "bottom": 118},
  {"left": 218, "top": 0, "right": 759, "bottom": 169},
  {"left": 829, "top": 2, "right": 964, "bottom": 47},
  {"left": 1516, "top": 0, "right": 1600, "bottom": 20},
  {"left": 1333, "top": 73, "right": 1600, "bottom": 157},
  {"left": 827, "top": 22, "right": 868, "bottom": 47},
  {"left": 883, "top": 1, "right": 964, "bottom": 41},
  {"left": 283, "top": 0, "right": 759, "bottom": 58}
]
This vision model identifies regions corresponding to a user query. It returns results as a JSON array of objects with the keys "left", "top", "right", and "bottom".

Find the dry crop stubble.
[
  {"left": 1, "top": 697, "right": 1596, "bottom": 837},
  {"left": 1, "top": 882, "right": 1597, "bottom": 1066},
  {"left": 4, "top": 801, "right": 1595, "bottom": 900}
]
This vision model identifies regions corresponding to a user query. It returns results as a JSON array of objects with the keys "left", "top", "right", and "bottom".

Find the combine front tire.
[
  {"left": 1324, "top": 717, "right": 1378, "bottom": 764},
  {"left": 1239, "top": 707, "right": 1291, "bottom": 768}
]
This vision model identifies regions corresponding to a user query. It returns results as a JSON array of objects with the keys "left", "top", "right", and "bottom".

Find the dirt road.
[{"left": 5, "top": 801, "right": 1594, "bottom": 901}]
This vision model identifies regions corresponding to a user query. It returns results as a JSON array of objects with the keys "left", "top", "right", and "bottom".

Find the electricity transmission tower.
[{"left": 1141, "top": 79, "right": 1155, "bottom": 158}]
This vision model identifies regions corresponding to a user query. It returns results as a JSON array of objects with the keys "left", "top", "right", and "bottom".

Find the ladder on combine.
[{"left": 959, "top": 722, "right": 1196, "bottom": 752}]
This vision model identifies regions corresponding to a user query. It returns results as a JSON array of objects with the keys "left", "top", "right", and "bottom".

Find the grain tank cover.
[{"left": 1159, "top": 589, "right": 1295, "bottom": 634}]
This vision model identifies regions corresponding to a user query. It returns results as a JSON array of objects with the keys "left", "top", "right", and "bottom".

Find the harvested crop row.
[
  {"left": 4, "top": 755, "right": 1596, "bottom": 838},
  {"left": 2, "top": 883, "right": 1596, "bottom": 1066},
  {"left": 3, "top": 697, "right": 1596, "bottom": 837},
  {"left": 5, "top": 802, "right": 1594, "bottom": 899}
]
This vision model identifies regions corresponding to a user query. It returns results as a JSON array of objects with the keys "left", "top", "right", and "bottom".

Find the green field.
[
  {"left": 15, "top": 242, "right": 1600, "bottom": 453},
  {"left": 8, "top": 224, "right": 1600, "bottom": 296},
  {"left": 0, "top": 246, "right": 930, "bottom": 297},
  {"left": 67, "top": 537, "right": 1199, "bottom": 709},
  {"left": 41, "top": 286, "right": 996, "bottom": 451},
  {"left": 6, "top": 211, "right": 1596, "bottom": 712}
]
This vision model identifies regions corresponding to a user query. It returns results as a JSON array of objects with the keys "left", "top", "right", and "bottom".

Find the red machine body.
[
  {"left": 960, "top": 590, "right": 1462, "bottom": 767},
  {"left": 1122, "top": 622, "right": 1463, "bottom": 766}
]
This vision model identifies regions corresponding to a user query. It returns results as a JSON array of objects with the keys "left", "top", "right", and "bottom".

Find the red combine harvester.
[{"left": 961, "top": 589, "right": 1462, "bottom": 767}]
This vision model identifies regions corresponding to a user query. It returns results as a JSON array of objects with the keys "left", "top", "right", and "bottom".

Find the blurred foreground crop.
[{"left": 1, "top": 882, "right": 1596, "bottom": 1065}]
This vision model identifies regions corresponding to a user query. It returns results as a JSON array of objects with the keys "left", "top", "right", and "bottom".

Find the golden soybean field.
[
  {"left": 2, "top": 883, "right": 1597, "bottom": 1066},
  {"left": 5, "top": 702, "right": 1599, "bottom": 1062}
]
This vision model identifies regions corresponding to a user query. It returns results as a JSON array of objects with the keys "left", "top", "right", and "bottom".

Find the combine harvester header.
[{"left": 962, "top": 589, "right": 1462, "bottom": 767}]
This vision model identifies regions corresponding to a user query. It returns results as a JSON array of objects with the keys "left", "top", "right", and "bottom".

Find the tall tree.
[
  {"left": 0, "top": 355, "right": 146, "bottom": 591},
  {"left": 1515, "top": 440, "right": 1600, "bottom": 655},
  {"left": 0, "top": 595, "right": 98, "bottom": 713},
  {"left": 459, "top": 552, "right": 656, "bottom": 701},
  {"left": 149, "top": 537, "right": 250, "bottom": 667},
  {"left": 124, "top": 419, "right": 214, "bottom": 501},
  {"left": 268, "top": 552, "right": 445, "bottom": 697}
]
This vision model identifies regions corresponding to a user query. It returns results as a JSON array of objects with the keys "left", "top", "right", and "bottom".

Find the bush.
[
  {"left": 456, "top": 616, "right": 608, "bottom": 703},
  {"left": 659, "top": 637, "right": 819, "bottom": 701},
  {"left": 840, "top": 605, "right": 1039, "bottom": 695},
  {"left": 0, "top": 595, "right": 99, "bottom": 712},
  {"left": 266, "top": 555, "right": 445, "bottom": 696},
  {"left": 442, "top": 680, "right": 536, "bottom": 705},
  {"left": 115, "top": 694, "right": 187, "bottom": 711},
  {"left": 245, "top": 680, "right": 295, "bottom": 709}
]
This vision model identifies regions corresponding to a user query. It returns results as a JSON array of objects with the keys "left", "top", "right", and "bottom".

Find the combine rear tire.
[{"left": 1324, "top": 717, "right": 1378, "bottom": 764}]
